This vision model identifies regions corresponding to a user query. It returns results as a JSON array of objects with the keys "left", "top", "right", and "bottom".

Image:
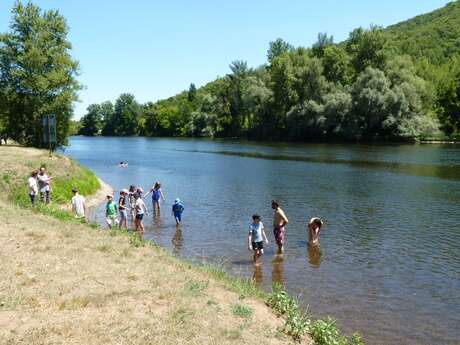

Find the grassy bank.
[{"left": 0, "top": 146, "right": 363, "bottom": 345}]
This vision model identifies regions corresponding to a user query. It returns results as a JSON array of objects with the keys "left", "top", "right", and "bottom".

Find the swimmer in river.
[
  {"left": 308, "top": 217, "right": 324, "bottom": 247},
  {"left": 118, "top": 161, "right": 128, "bottom": 168},
  {"left": 248, "top": 214, "right": 269, "bottom": 262},
  {"left": 271, "top": 200, "right": 288, "bottom": 254}
]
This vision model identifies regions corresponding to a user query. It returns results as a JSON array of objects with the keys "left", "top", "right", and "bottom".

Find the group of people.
[
  {"left": 104, "top": 182, "right": 185, "bottom": 235},
  {"left": 247, "top": 200, "right": 324, "bottom": 262},
  {"left": 27, "top": 168, "right": 323, "bottom": 264},
  {"left": 28, "top": 166, "right": 52, "bottom": 205}
]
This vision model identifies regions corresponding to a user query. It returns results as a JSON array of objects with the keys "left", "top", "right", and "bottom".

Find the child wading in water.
[
  {"left": 134, "top": 192, "right": 148, "bottom": 235},
  {"left": 172, "top": 198, "right": 184, "bottom": 227},
  {"left": 145, "top": 181, "right": 165, "bottom": 216},
  {"left": 248, "top": 214, "right": 269, "bottom": 262},
  {"left": 308, "top": 217, "right": 324, "bottom": 246}
]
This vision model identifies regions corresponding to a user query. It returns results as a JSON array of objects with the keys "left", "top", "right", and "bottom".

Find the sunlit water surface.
[{"left": 65, "top": 137, "right": 460, "bottom": 345}]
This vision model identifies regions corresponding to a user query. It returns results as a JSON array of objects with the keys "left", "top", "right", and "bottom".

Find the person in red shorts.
[{"left": 271, "top": 200, "right": 289, "bottom": 254}]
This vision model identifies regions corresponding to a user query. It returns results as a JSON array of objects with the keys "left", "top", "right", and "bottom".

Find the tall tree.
[
  {"left": 188, "top": 83, "right": 197, "bottom": 102},
  {"left": 0, "top": 1, "right": 81, "bottom": 147},
  {"left": 79, "top": 104, "right": 103, "bottom": 136},
  {"left": 267, "top": 38, "right": 293, "bottom": 63},
  {"left": 312, "top": 32, "right": 334, "bottom": 58}
]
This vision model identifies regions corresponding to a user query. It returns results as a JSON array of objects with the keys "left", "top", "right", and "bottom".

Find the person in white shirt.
[
  {"left": 71, "top": 188, "right": 86, "bottom": 219},
  {"left": 27, "top": 170, "right": 38, "bottom": 205},
  {"left": 133, "top": 192, "right": 148, "bottom": 235},
  {"left": 37, "top": 166, "right": 52, "bottom": 204}
]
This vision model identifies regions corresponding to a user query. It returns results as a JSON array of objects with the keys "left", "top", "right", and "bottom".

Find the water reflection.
[
  {"left": 253, "top": 262, "right": 263, "bottom": 285},
  {"left": 172, "top": 229, "right": 183, "bottom": 255},
  {"left": 308, "top": 245, "right": 322, "bottom": 268},
  {"left": 151, "top": 214, "right": 164, "bottom": 229},
  {"left": 180, "top": 149, "right": 460, "bottom": 181},
  {"left": 272, "top": 255, "right": 285, "bottom": 286}
]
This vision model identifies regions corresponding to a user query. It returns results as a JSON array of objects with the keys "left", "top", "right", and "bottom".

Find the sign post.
[{"left": 42, "top": 115, "right": 57, "bottom": 155}]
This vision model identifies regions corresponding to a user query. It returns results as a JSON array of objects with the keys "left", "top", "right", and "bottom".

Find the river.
[{"left": 65, "top": 136, "right": 460, "bottom": 345}]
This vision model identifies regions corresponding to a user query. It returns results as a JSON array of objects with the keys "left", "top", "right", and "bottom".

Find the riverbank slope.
[{"left": 0, "top": 146, "right": 308, "bottom": 345}]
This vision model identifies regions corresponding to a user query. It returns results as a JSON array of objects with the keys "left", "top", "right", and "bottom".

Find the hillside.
[
  {"left": 386, "top": 1, "right": 460, "bottom": 63},
  {"left": 79, "top": 1, "right": 460, "bottom": 141}
]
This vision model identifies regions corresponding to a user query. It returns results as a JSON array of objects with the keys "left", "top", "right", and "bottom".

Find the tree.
[
  {"left": 0, "top": 1, "right": 81, "bottom": 147},
  {"left": 267, "top": 38, "right": 293, "bottom": 63},
  {"left": 112, "top": 94, "right": 141, "bottom": 136},
  {"left": 312, "top": 32, "right": 334, "bottom": 58},
  {"left": 79, "top": 104, "right": 103, "bottom": 136},
  {"left": 346, "top": 26, "right": 389, "bottom": 73},
  {"left": 322, "top": 45, "right": 353, "bottom": 84},
  {"left": 188, "top": 83, "right": 197, "bottom": 103}
]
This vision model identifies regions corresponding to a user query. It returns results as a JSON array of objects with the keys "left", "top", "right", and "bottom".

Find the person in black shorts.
[{"left": 248, "top": 214, "right": 269, "bottom": 262}]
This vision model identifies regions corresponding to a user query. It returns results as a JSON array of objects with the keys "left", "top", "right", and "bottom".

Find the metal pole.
[{"left": 48, "top": 115, "right": 52, "bottom": 156}]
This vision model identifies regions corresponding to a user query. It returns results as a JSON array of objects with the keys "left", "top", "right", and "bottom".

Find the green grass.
[
  {"left": 184, "top": 280, "right": 208, "bottom": 297},
  {"left": 231, "top": 304, "right": 253, "bottom": 319},
  {"left": 8, "top": 157, "right": 100, "bottom": 224},
  {"left": 3, "top": 148, "right": 365, "bottom": 344}
]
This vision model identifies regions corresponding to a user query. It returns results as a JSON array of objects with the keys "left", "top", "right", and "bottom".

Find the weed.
[
  {"left": 266, "top": 283, "right": 299, "bottom": 316},
  {"left": 222, "top": 329, "right": 242, "bottom": 340},
  {"left": 96, "top": 243, "right": 112, "bottom": 252},
  {"left": 172, "top": 306, "right": 194, "bottom": 324},
  {"left": 231, "top": 304, "right": 253, "bottom": 319},
  {"left": 129, "top": 234, "right": 144, "bottom": 248},
  {"left": 311, "top": 317, "right": 365, "bottom": 345},
  {"left": 206, "top": 299, "right": 218, "bottom": 306},
  {"left": 184, "top": 280, "right": 208, "bottom": 297},
  {"left": 266, "top": 284, "right": 310, "bottom": 340}
]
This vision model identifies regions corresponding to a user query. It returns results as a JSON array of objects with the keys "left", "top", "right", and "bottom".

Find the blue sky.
[{"left": 0, "top": 0, "right": 450, "bottom": 119}]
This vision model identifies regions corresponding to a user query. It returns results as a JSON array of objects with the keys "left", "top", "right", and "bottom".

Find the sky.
[{"left": 0, "top": 0, "right": 451, "bottom": 119}]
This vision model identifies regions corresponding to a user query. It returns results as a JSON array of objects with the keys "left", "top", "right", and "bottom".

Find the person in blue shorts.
[{"left": 172, "top": 198, "right": 184, "bottom": 227}]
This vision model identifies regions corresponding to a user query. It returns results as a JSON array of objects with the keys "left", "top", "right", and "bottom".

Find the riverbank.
[
  {"left": 0, "top": 146, "right": 312, "bottom": 345},
  {"left": 0, "top": 145, "right": 367, "bottom": 345}
]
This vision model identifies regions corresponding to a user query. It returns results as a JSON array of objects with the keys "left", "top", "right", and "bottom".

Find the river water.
[{"left": 65, "top": 136, "right": 460, "bottom": 345}]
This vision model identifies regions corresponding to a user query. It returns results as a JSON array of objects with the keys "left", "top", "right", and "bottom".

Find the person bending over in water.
[
  {"left": 144, "top": 181, "right": 165, "bottom": 216},
  {"left": 271, "top": 200, "right": 288, "bottom": 254},
  {"left": 172, "top": 198, "right": 184, "bottom": 227},
  {"left": 308, "top": 217, "right": 324, "bottom": 247},
  {"left": 248, "top": 214, "right": 269, "bottom": 262}
]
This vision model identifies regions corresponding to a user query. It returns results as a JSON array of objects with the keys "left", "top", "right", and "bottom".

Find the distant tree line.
[{"left": 80, "top": 26, "right": 460, "bottom": 141}]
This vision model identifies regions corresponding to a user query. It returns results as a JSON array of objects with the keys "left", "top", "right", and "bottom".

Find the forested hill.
[
  {"left": 386, "top": 1, "right": 460, "bottom": 63},
  {"left": 78, "top": 1, "right": 460, "bottom": 141}
]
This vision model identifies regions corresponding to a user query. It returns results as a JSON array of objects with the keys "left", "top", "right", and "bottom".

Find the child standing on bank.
[
  {"left": 248, "top": 214, "right": 269, "bottom": 262},
  {"left": 105, "top": 195, "right": 118, "bottom": 229},
  {"left": 172, "top": 198, "right": 184, "bottom": 227}
]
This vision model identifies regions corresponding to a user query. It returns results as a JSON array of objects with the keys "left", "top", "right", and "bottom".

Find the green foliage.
[
  {"left": 310, "top": 318, "right": 365, "bottom": 345},
  {"left": 266, "top": 284, "right": 310, "bottom": 340},
  {"left": 73, "top": 2, "right": 459, "bottom": 142},
  {"left": 79, "top": 104, "right": 103, "bottom": 136},
  {"left": 386, "top": 1, "right": 460, "bottom": 64},
  {"left": 267, "top": 38, "right": 293, "bottom": 63},
  {"left": 0, "top": 1, "right": 81, "bottom": 147},
  {"left": 231, "top": 304, "right": 253, "bottom": 318},
  {"left": 184, "top": 280, "right": 208, "bottom": 297}
]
